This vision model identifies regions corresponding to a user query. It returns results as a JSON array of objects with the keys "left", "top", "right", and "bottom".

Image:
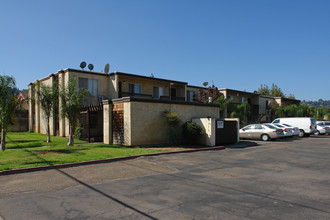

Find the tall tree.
[
  {"left": 257, "top": 83, "right": 289, "bottom": 98},
  {"left": 230, "top": 101, "right": 250, "bottom": 126},
  {"left": 270, "top": 83, "right": 285, "bottom": 97},
  {"left": 60, "top": 78, "right": 90, "bottom": 146},
  {"left": 257, "top": 84, "right": 271, "bottom": 96},
  {"left": 287, "top": 94, "right": 296, "bottom": 99},
  {"left": 0, "top": 75, "right": 20, "bottom": 151},
  {"left": 35, "top": 80, "right": 58, "bottom": 143},
  {"left": 297, "top": 104, "right": 314, "bottom": 117}
]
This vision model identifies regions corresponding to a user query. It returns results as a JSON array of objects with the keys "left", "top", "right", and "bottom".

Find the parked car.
[
  {"left": 239, "top": 124, "right": 284, "bottom": 141},
  {"left": 281, "top": 123, "right": 300, "bottom": 136},
  {"left": 317, "top": 121, "right": 330, "bottom": 127},
  {"left": 314, "top": 124, "right": 330, "bottom": 135},
  {"left": 272, "top": 117, "right": 317, "bottom": 137},
  {"left": 267, "top": 123, "right": 293, "bottom": 137}
]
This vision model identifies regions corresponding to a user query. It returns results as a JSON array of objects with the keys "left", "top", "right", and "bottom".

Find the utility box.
[
  {"left": 215, "top": 118, "right": 240, "bottom": 145},
  {"left": 192, "top": 118, "right": 239, "bottom": 146}
]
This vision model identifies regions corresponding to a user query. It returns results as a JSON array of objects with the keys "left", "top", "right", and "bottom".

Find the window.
[
  {"left": 273, "top": 119, "right": 280, "bottom": 123},
  {"left": 153, "top": 87, "right": 164, "bottom": 99},
  {"left": 129, "top": 84, "right": 141, "bottom": 94},
  {"left": 255, "top": 125, "right": 264, "bottom": 130},
  {"left": 239, "top": 97, "right": 245, "bottom": 103},
  {"left": 243, "top": 125, "right": 253, "bottom": 130},
  {"left": 228, "top": 96, "right": 233, "bottom": 102},
  {"left": 187, "top": 90, "right": 196, "bottom": 102},
  {"left": 78, "top": 78, "right": 98, "bottom": 96}
]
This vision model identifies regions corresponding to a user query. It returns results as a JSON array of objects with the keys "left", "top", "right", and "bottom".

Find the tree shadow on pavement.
[{"left": 26, "top": 149, "right": 158, "bottom": 220}]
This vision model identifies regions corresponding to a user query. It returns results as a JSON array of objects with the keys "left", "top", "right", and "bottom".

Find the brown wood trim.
[{"left": 112, "top": 96, "right": 220, "bottom": 107}]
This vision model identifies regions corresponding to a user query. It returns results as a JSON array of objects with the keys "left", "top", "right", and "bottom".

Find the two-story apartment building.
[
  {"left": 29, "top": 67, "right": 301, "bottom": 145},
  {"left": 29, "top": 68, "right": 220, "bottom": 145}
]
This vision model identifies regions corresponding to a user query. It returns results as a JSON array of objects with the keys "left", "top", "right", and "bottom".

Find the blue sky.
[{"left": 1, "top": 0, "right": 329, "bottom": 101}]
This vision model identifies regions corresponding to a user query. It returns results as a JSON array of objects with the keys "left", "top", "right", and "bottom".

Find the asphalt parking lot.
[{"left": 0, "top": 135, "right": 330, "bottom": 219}]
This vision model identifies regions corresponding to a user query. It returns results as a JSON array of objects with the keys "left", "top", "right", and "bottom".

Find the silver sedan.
[{"left": 240, "top": 124, "right": 284, "bottom": 141}]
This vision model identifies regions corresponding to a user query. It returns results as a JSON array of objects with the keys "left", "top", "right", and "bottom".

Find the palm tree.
[
  {"left": 35, "top": 80, "right": 58, "bottom": 143},
  {"left": 230, "top": 101, "right": 250, "bottom": 126},
  {"left": 215, "top": 95, "right": 232, "bottom": 119},
  {"left": 60, "top": 78, "right": 90, "bottom": 146},
  {"left": 0, "top": 75, "right": 20, "bottom": 151}
]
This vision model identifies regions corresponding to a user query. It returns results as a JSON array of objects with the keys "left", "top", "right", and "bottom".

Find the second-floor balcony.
[{"left": 120, "top": 92, "right": 185, "bottom": 102}]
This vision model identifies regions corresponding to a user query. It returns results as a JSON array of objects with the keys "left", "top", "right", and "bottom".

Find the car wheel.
[
  {"left": 315, "top": 130, "right": 320, "bottom": 136},
  {"left": 299, "top": 130, "right": 305, "bottom": 137},
  {"left": 261, "top": 134, "right": 270, "bottom": 141}
]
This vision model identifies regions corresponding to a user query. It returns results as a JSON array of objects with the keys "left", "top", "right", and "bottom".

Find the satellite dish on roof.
[
  {"left": 88, "top": 64, "right": 94, "bottom": 71},
  {"left": 80, "top": 61, "right": 86, "bottom": 70},
  {"left": 104, "top": 63, "right": 110, "bottom": 74},
  {"left": 202, "top": 82, "right": 209, "bottom": 87}
]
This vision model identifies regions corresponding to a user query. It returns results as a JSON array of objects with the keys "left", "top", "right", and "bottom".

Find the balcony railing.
[
  {"left": 120, "top": 92, "right": 185, "bottom": 101},
  {"left": 120, "top": 92, "right": 153, "bottom": 99},
  {"left": 160, "top": 96, "right": 185, "bottom": 101}
]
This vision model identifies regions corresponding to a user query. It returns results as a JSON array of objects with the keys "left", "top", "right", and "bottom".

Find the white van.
[{"left": 272, "top": 117, "right": 317, "bottom": 137}]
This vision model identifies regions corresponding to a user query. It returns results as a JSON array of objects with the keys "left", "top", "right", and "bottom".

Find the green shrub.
[
  {"left": 164, "top": 111, "right": 180, "bottom": 126},
  {"left": 164, "top": 111, "right": 181, "bottom": 144},
  {"left": 182, "top": 121, "right": 205, "bottom": 145},
  {"left": 74, "top": 120, "right": 82, "bottom": 140}
]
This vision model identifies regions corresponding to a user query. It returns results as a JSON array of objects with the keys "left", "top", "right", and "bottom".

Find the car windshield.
[
  {"left": 274, "top": 124, "right": 284, "bottom": 128},
  {"left": 325, "top": 122, "right": 330, "bottom": 126},
  {"left": 282, "top": 123, "right": 292, "bottom": 127},
  {"left": 311, "top": 118, "right": 317, "bottom": 124},
  {"left": 264, "top": 124, "right": 276, "bottom": 129}
]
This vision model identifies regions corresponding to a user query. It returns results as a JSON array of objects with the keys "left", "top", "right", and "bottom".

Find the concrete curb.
[{"left": 0, "top": 146, "right": 226, "bottom": 176}]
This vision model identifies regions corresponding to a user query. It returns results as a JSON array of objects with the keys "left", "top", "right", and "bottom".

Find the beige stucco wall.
[
  {"left": 192, "top": 118, "right": 216, "bottom": 146},
  {"left": 103, "top": 103, "right": 112, "bottom": 144},
  {"left": 259, "top": 96, "right": 274, "bottom": 115},
  {"left": 28, "top": 84, "right": 34, "bottom": 132},
  {"left": 128, "top": 101, "right": 219, "bottom": 146},
  {"left": 124, "top": 102, "right": 131, "bottom": 145},
  {"left": 69, "top": 71, "right": 110, "bottom": 98},
  {"left": 38, "top": 76, "right": 55, "bottom": 135},
  {"left": 118, "top": 75, "right": 185, "bottom": 99},
  {"left": 109, "top": 74, "right": 118, "bottom": 99}
]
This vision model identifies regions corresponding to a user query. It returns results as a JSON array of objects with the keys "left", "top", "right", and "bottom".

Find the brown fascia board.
[
  {"left": 273, "top": 97, "right": 301, "bottom": 102},
  {"left": 111, "top": 96, "right": 220, "bottom": 107},
  {"left": 32, "top": 68, "right": 188, "bottom": 86},
  {"left": 260, "top": 95, "right": 274, "bottom": 99},
  {"left": 187, "top": 85, "right": 207, "bottom": 90},
  {"left": 219, "top": 88, "right": 260, "bottom": 96},
  {"left": 65, "top": 68, "right": 109, "bottom": 77},
  {"left": 110, "top": 72, "right": 188, "bottom": 85}
]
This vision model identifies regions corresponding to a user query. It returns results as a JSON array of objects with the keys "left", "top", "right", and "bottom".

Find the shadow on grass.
[
  {"left": 6, "top": 140, "right": 41, "bottom": 143},
  {"left": 7, "top": 143, "right": 46, "bottom": 149},
  {"left": 24, "top": 160, "right": 59, "bottom": 165},
  {"left": 33, "top": 149, "right": 84, "bottom": 154}
]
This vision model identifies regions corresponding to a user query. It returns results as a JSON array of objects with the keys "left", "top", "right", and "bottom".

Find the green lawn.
[{"left": 0, "top": 132, "right": 169, "bottom": 171}]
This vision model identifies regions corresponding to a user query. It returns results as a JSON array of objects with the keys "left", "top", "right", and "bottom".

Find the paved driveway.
[{"left": 1, "top": 136, "right": 330, "bottom": 219}]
